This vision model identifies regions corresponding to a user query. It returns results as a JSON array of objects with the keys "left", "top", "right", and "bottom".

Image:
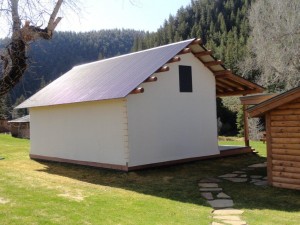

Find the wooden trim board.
[
  {"left": 30, "top": 147, "right": 252, "bottom": 172},
  {"left": 30, "top": 154, "right": 129, "bottom": 171}
]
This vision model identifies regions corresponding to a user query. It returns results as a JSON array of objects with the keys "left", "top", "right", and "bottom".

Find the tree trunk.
[{"left": 0, "top": 0, "right": 63, "bottom": 97}]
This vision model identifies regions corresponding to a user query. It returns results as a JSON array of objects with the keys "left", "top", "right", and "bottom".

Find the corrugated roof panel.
[{"left": 17, "top": 39, "right": 195, "bottom": 108}]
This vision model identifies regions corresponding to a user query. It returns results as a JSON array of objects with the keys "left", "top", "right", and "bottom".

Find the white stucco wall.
[
  {"left": 126, "top": 53, "right": 219, "bottom": 167},
  {"left": 30, "top": 99, "right": 128, "bottom": 166}
]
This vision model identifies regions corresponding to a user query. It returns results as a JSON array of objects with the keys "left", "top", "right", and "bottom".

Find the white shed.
[{"left": 17, "top": 38, "right": 264, "bottom": 171}]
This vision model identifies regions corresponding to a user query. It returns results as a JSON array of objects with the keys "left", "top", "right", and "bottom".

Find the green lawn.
[{"left": 0, "top": 134, "right": 299, "bottom": 224}]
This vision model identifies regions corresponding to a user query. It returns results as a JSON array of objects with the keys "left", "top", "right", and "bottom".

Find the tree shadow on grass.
[{"left": 35, "top": 153, "right": 300, "bottom": 212}]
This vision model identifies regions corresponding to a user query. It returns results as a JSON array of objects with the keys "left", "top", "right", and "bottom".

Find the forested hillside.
[
  {"left": 7, "top": 29, "right": 144, "bottom": 101},
  {"left": 133, "top": 0, "right": 251, "bottom": 74}
]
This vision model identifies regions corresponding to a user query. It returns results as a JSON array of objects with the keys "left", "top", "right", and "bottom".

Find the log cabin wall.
[
  {"left": 268, "top": 97, "right": 300, "bottom": 190},
  {"left": 10, "top": 122, "right": 30, "bottom": 139}
]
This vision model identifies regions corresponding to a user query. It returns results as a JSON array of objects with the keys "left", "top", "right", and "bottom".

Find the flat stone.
[
  {"left": 207, "top": 199, "right": 234, "bottom": 209},
  {"left": 232, "top": 171, "right": 245, "bottom": 174},
  {"left": 239, "top": 174, "right": 247, "bottom": 178},
  {"left": 198, "top": 183, "right": 219, "bottom": 188},
  {"left": 221, "top": 220, "right": 247, "bottom": 225},
  {"left": 224, "top": 178, "right": 247, "bottom": 183},
  {"left": 248, "top": 163, "right": 267, "bottom": 168},
  {"left": 201, "top": 192, "right": 214, "bottom": 200},
  {"left": 212, "top": 209, "right": 244, "bottom": 215},
  {"left": 216, "top": 192, "right": 231, "bottom": 199},
  {"left": 199, "top": 178, "right": 222, "bottom": 183},
  {"left": 214, "top": 215, "right": 242, "bottom": 221},
  {"left": 199, "top": 188, "right": 223, "bottom": 192},
  {"left": 212, "top": 222, "right": 225, "bottom": 225},
  {"left": 250, "top": 179, "right": 261, "bottom": 183},
  {"left": 0, "top": 197, "right": 9, "bottom": 204},
  {"left": 250, "top": 175, "right": 263, "bottom": 179},
  {"left": 253, "top": 181, "right": 268, "bottom": 186},
  {"left": 219, "top": 174, "right": 238, "bottom": 178}
]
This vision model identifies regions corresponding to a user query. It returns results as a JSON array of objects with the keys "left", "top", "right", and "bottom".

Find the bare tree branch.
[
  {"left": 0, "top": 0, "right": 65, "bottom": 97},
  {"left": 240, "top": 0, "right": 300, "bottom": 91}
]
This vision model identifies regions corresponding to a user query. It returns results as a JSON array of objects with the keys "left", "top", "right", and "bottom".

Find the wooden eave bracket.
[
  {"left": 143, "top": 76, "right": 157, "bottom": 83},
  {"left": 178, "top": 48, "right": 191, "bottom": 55},
  {"left": 130, "top": 87, "right": 144, "bottom": 94},
  {"left": 156, "top": 66, "right": 169, "bottom": 73},
  {"left": 167, "top": 56, "right": 181, "bottom": 63}
]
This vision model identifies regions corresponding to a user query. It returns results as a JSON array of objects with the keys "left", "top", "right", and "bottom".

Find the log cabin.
[{"left": 246, "top": 87, "right": 300, "bottom": 190}]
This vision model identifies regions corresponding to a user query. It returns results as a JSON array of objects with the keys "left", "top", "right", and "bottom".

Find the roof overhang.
[
  {"left": 188, "top": 40, "right": 265, "bottom": 96},
  {"left": 247, "top": 87, "right": 300, "bottom": 117},
  {"left": 240, "top": 93, "right": 277, "bottom": 105}
]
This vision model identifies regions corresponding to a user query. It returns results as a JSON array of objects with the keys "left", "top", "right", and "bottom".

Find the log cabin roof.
[
  {"left": 240, "top": 93, "right": 278, "bottom": 105},
  {"left": 247, "top": 86, "right": 300, "bottom": 117},
  {"left": 17, "top": 38, "right": 264, "bottom": 108}
]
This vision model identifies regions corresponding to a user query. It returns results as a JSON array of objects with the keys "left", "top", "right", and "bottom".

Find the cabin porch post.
[{"left": 243, "top": 101, "right": 250, "bottom": 147}]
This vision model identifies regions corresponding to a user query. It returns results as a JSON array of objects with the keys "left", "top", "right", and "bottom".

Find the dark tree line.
[{"left": 132, "top": 0, "right": 252, "bottom": 74}]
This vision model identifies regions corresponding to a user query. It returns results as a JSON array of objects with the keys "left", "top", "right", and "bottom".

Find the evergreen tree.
[{"left": 0, "top": 94, "right": 12, "bottom": 120}]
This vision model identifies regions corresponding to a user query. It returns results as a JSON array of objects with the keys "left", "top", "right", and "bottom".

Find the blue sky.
[{"left": 56, "top": 0, "right": 192, "bottom": 33}]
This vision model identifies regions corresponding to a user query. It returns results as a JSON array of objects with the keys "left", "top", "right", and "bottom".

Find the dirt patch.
[
  {"left": 57, "top": 191, "right": 85, "bottom": 202},
  {"left": 0, "top": 197, "right": 10, "bottom": 204}
]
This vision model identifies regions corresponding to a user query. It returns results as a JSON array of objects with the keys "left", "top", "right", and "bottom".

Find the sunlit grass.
[{"left": 0, "top": 134, "right": 299, "bottom": 224}]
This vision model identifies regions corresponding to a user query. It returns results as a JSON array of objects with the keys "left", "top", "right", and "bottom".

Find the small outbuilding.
[
  {"left": 0, "top": 119, "right": 10, "bottom": 133},
  {"left": 246, "top": 87, "right": 300, "bottom": 190},
  {"left": 17, "top": 38, "right": 264, "bottom": 171},
  {"left": 9, "top": 115, "right": 30, "bottom": 139}
]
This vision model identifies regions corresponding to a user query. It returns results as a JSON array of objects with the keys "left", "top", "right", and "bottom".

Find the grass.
[{"left": 0, "top": 134, "right": 299, "bottom": 224}]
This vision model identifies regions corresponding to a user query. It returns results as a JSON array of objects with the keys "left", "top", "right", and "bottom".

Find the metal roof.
[
  {"left": 8, "top": 115, "right": 30, "bottom": 123},
  {"left": 17, "top": 38, "right": 264, "bottom": 109},
  {"left": 17, "top": 39, "right": 195, "bottom": 108}
]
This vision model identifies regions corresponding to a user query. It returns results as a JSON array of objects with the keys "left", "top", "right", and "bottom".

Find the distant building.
[
  {"left": 9, "top": 115, "right": 30, "bottom": 139},
  {"left": 17, "top": 38, "right": 263, "bottom": 171}
]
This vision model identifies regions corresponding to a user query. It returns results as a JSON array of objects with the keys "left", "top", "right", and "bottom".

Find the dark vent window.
[{"left": 179, "top": 65, "right": 193, "bottom": 92}]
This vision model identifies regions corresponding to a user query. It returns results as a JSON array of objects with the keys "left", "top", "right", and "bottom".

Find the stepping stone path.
[
  {"left": 198, "top": 178, "right": 246, "bottom": 224},
  {"left": 218, "top": 162, "right": 268, "bottom": 186},
  {"left": 199, "top": 161, "right": 268, "bottom": 224}
]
